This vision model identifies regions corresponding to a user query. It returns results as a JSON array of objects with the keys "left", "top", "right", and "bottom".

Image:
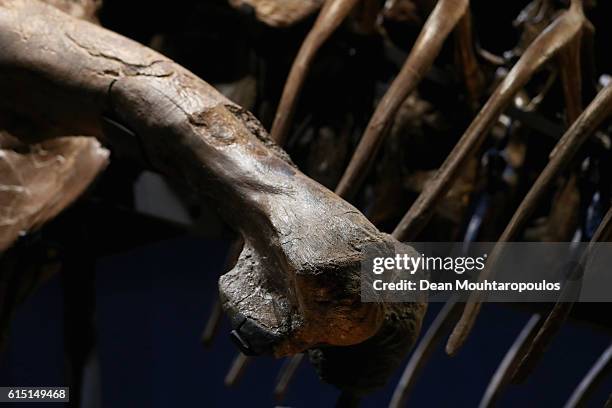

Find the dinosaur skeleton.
[
  {"left": 0, "top": 0, "right": 424, "bottom": 399},
  {"left": 1, "top": 0, "right": 611, "bottom": 405}
]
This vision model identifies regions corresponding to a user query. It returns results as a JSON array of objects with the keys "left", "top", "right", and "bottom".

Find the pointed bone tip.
[
  {"left": 445, "top": 337, "right": 460, "bottom": 357},
  {"left": 445, "top": 322, "right": 470, "bottom": 356}
]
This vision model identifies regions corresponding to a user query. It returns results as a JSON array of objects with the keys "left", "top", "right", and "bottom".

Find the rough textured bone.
[
  {"left": 308, "top": 299, "right": 425, "bottom": 397},
  {"left": 0, "top": 0, "right": 424, "bottom": 379},
  {"left": 43, "top": 0, "right": 100, "bottom": 21},
  {"left": 0, "top": 133, "right": 108, "bottom": 251},
  {"left": 228, "top": 0, "right": 324, "bottom": 27}
]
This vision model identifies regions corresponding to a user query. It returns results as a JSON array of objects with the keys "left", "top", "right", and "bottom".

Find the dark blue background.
[{"left": 1, "top": 236, "right": 610, "bottom": 407}]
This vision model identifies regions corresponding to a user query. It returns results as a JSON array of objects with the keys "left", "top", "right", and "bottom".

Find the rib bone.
[
  {"left": 513, "top": 203, "right": 612, "bottom": 382},
  {"left": 0, "top": 133, "right": 108, "bottom": 251},
  {"left": 335, "top": 0, "right": 470, "bottom": 199},
  {"left": 393, "top": 1, "right": 587, "bottom": 242},
  {"left": 270, "top": 0, "right": 360, "bottom": 145},
  {"left": 446, "top": 81, "right": 612, "bottom": 356}
]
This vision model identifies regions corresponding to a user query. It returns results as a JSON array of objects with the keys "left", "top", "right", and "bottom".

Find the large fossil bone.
[{"left": 0, "top": 0, "right": 424, "bottom": 389}]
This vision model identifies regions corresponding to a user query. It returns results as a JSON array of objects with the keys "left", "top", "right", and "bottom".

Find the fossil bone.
[
  {"left": 335, "top": 0, "right": 471, "bottom": 199},
  {"left": 513, "top": 202, "right": 612, "bottom": 383},
  {"left": 228, "top": 0, "right": 324, "bottom": 27},
  {"left": 274, "top": 353, "right": 305, "bottom": 402},
  {"left": 270, "top": 0, "right": 360, "bottom": 145},
  {"left": 0, "top": 133, "right": 108, "bottom": 251},
  {"left": 389, "top": 298, "right": 461, "bottom": 408},
  {"left": 0, "top": 0, "right": 108, "bottom": 252},
  {"left": 0, "top": 0, "right": 109, "bottom": 356},
  {"left": 0, "top": 1, "right": 425, "bottom": 392},
  {"left": 383, "top": 3, "right": 594, "bottom": 396},
  {"left": 447, "top": 80, "right": 611, "bottom": 356},
  {"left": 478, "top": 314, "right": 542, "bottom": 408},
  {"left": 393, "top": 0, "right": 588, "bottom": 243},
  {"left": 224, "top": 352, "right": 250, "bottom": 386},
  {"left": 564, "top": 342, "right": 612, "bottom": 408}
]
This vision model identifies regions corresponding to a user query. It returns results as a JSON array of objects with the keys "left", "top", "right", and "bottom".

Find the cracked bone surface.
[{"left": 0, "top": 0, "right": 424, "bottom": 371}]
